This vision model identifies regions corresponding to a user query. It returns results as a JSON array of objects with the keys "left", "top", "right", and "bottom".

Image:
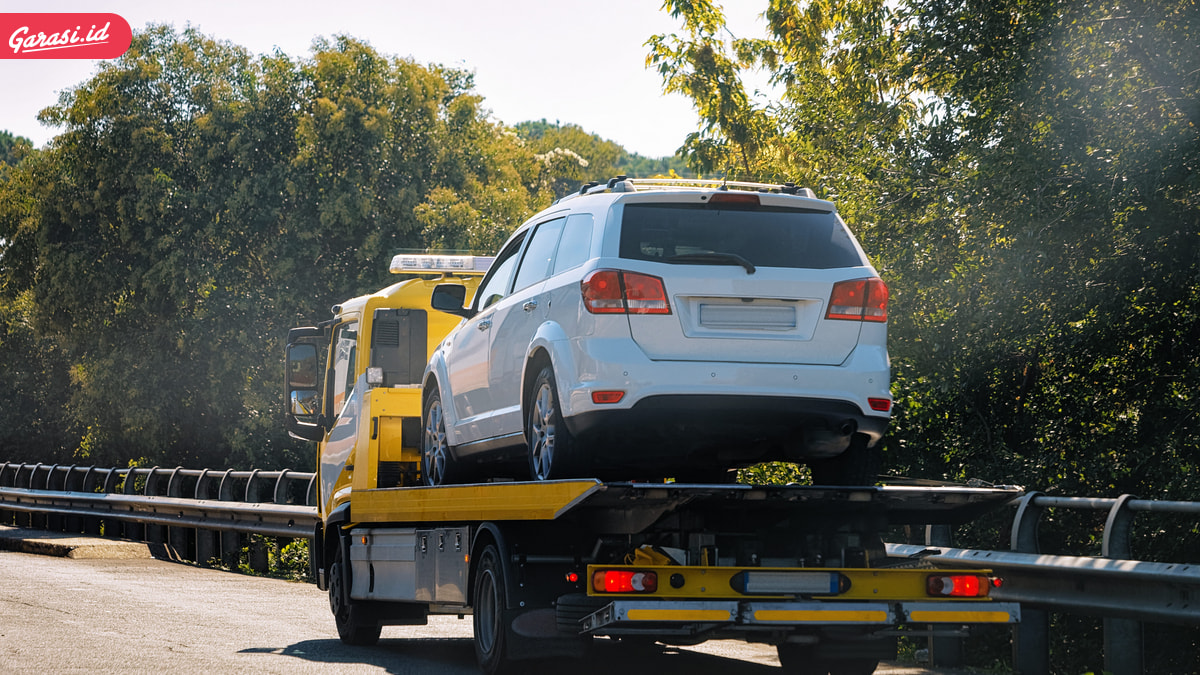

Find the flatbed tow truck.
[{"left": 284, "top": 254, "right": 1022, "bottom": 675}]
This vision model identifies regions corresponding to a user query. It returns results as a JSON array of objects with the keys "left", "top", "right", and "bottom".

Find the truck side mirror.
[
  {"left": 285, "top": 338, "right": 326, "bottom": 442},
  {"left": 287, "top": 343, "right": 319, "bottom": 388},
  {"left": 431, "top": 283, "right": 474, "bottom": 318}
]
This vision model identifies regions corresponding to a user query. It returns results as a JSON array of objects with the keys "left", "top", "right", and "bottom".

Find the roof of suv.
[{"left": 553, "top": 177, "right": 831, "bottom": 208}]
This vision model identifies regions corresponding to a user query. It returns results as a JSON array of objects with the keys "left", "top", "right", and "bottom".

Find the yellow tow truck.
[{"left": 284, "top": 254, "right": 1021, "bottom": 675}]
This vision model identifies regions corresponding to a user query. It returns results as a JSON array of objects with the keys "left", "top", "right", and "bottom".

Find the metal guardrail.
[
  {"left": 3, "top": 463, "right": 1199, "bottom": 674},
  {"left": 0, "top": 462, "right": 318, "bottom": 570},
  {"left": 914, "top": 491, "right": 1200, "bottom": 675}
]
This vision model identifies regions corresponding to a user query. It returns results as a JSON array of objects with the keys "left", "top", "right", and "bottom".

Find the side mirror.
[
  {"left": 287, "top": 343, "right": 319, "bottom": 388},
  {"left": 285, "top": 336, "right": 326, "bottom": 442},
  {"left": 431, "top": 283, "right": 474, "bottom": 318}
]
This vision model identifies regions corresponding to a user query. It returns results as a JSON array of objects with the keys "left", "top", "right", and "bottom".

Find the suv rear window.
[{"left": 618, "top": 203, "right": 867, "bottom": 270}]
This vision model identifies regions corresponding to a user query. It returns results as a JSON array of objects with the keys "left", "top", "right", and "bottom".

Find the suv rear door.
[{"left": 615, "top": 199, "right": 873, "bottom": 366}]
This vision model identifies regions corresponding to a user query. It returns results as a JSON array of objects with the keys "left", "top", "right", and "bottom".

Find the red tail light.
[
  {"left": 593, "top": 569, "right": 658, "bottom": 593},
  {"left": 826, "top": 278, "right": 888, "bottom": 323},
  {"left": 582, "top": 270, "right": 671, "bottom": 315},
  {"left": 926, "top": 574, "right": 991, "bottom": 598}
]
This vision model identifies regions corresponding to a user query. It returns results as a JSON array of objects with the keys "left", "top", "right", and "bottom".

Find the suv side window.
[
  {"left": 552, "top": 213, "right": 594, "bottom": 275},
  {"left": 513, "top": 217, "right": 565, "bottom": 291},
  {"left": 474, "top": 233, "right": 527, "bottom": 311}
]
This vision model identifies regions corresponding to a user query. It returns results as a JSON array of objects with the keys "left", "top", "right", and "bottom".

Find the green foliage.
[
  {"left": 0, "top": 130, "right": 32, "bottom": 166},
  {"left": 514, "top": 120, "right": 693, "bottom": 200}
]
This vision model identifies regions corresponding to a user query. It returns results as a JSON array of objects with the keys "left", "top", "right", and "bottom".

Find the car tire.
[
  {"left": 527, "top": 366, "right": 591, "bottom": 481},
  {"left": 422, "top": 389, "right": 460, "bottom": 486},
  {"left": 808, "top": 434, "right": 881, "bottom": 487}
]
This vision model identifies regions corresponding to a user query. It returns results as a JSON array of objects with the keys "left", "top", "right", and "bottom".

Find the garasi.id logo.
[{"left": 3, "top": 13, "right": 131, "bottom": 59}]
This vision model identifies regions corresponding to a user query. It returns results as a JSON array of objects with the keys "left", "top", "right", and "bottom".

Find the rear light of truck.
[
  {"left": 582, "top": 270, "right": 671, "bottom": 315},
  {"left": 826, "top": 278, "right": 888, "bottom": 323},
  {"left": 926, "top": 574, "right": 994, "bottom": 598},
  {"left": 592, "top": 569, "right": 658, "bottom": 593}
]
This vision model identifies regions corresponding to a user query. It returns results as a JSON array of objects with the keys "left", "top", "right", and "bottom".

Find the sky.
[{"left": 0, "top": 0, "right": 774, "bottom": 158}]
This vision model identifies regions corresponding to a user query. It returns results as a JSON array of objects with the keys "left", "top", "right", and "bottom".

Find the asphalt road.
[{"left": 0, "top": 547, "right": 954, "bottom": 674}]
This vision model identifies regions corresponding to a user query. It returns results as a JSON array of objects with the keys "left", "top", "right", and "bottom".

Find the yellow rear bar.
[{"left": 586, "top": 564, "right": 998, "bottom": 601}]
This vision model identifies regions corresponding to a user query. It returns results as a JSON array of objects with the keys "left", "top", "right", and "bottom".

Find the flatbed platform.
[{"left": 350, "top": 480, "right": 1023, "bottom": 531}]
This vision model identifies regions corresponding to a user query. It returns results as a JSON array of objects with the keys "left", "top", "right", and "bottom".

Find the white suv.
[{"left": 421, "top": 178, "right": 891, "bottom": 486}]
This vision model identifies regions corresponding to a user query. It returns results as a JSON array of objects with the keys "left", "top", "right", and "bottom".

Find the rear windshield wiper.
[{"left": 665, "top": 252, "right": 757, "bottom": 275}]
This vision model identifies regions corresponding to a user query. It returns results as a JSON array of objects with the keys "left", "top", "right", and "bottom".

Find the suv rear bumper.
[{"left": 564, "top": 394, "right": 888, "bottom": 469}]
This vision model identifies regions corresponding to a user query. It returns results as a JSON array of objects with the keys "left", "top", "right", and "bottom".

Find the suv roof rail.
[
  {"left": 552, "top": 177, "right": 819, "bottom": 205},
  {"left": 627, "top": 178, "right": 817, "bottom": 198}
]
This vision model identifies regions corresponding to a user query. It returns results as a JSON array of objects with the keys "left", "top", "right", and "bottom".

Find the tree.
[
  {"left": 0, "top": 131, "right": 32, "bottom": 166},
  {"left": 0, "top": 27, "right": 548, "bottom": 469}
]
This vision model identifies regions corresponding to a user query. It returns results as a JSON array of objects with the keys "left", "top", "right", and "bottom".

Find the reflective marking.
[
  {"left": 909, "top": 610, "right": 1012, "bottom": 623},
  {"left": 754, "top": 610, "right": 888, "bottom": 623},
  {"left": 626, "top": 609, "right": 732, "bottom": 622}
]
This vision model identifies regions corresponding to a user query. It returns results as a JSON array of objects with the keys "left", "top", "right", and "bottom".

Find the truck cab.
[{"left": 284, "top": 254, "right": 492, "bottom": 520}]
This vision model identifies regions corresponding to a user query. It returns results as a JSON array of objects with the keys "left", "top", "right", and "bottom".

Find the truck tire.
[
  {"left": 422, "top": 389, "right": 460, "bottom": 487},
  {"left": 328, "top": 538, "right": 382, "bottom": 646},
  {"left": 473, "top": 544, "right": 515, "bottom": 674},
  {"left": 527, "top": 366, "right": 591, "bottom": 480},
  {"left": 808, "top": 435, "right": 881, "bottom": 486}
]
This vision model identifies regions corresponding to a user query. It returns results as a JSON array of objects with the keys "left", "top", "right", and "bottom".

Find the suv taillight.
[
  {"left": 582, "top": 270, "right": 671, "bottom": 315},
  {"left": 826, "top": 278, "right": 888, "bottom": 323}
]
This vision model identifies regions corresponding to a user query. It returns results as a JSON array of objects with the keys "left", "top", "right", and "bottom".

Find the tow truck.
[{"left": 284, "top": 253, "right": 1022, "bottom": 675}]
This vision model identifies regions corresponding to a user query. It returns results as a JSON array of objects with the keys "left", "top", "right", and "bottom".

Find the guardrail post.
[
  {"left": 0, "top": 463, "right": 12, "bottom": 525},
  {"left": 80, "top": 467, "right": 102, "bottom": 535},
  {"left": 1102, "top": 494, "right": 1144, "bottom": 675},
  {"left": 245, "top": 470, "right": 269, "bottom": 573},
  {"left": 166, "top": 467, "right": 190, "bottom": 561},
  {"left": 44, "top": 464, "right": 64, "bottom": 532},
  {"left": 194, "top": 469, "right": 220, "bottom": 565},
  {"left": 62, "top": 465, "right": 84, "bottom": 533},
  {"left": 99, "top": 468, "right": 121, "bottom": 536},
  {"left": 925, "top": 523, "right": 964, "bottom": 667},
  {"left": 22, "top": 464, "right": 42, "bottom": 529},
  {"left": 218, "top": 470, "right": 241, "bottom": 567},
  {"left": 1010, "top": 492, "right": 1049, "bottom": 675},
  {"left": 143, "top": 467, "right": 165, "bottom": 545},
  {"left": 121, "top": 468, "right": 145, "bottom": 541}
]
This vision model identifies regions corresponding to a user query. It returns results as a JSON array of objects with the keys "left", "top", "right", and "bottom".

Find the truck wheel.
[
  {"left": 808, "top": 435, "right": 881, "bottom": 486},
  {"left": 422, "top": 390, "right": 459, "bottom": 487},
  {"left": 777, "top": 644, "right": 878, "bottom": 675},
  {"left": 527, "top": 366, "right": 590, "bottom": 480},
  {"left": 473, "top": 544, "right": 514, "bottom": 674},
  {"left": 328, "top": 539, "right": 382, "bottom": 646}
]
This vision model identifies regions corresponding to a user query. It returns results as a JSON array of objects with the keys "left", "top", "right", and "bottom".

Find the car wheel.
[
  {"left": 808, "top": 435, "right": 881, "bottom": 486},
  {"left": 527, "top": 366, "right": 591, "bottom": 480},
  {"left": 422, "top": 389, "right": 459, "bottom": 486}
]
